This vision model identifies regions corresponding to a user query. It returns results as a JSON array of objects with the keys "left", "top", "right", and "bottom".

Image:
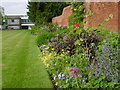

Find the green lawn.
[
  {"left": 2, "top": 30, "right": 53, "bottom": 88},
  {"left": 0, "top": 30, "right": 2, "bottom": 89}
]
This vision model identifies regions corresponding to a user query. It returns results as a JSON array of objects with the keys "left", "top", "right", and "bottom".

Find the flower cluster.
[
  {"left": 37, "top": 23, "right": 119, "bottom": 88},
  {"left": 69, "top": 67, "right": 82, "bottom": 77},
  {"left": 48, "top": 42, "right": 58, "bottom": 46},
  {"left": 50, "top": 37, "right": 58, "bottom": 41},
  {"left": 39, "top": 51, "right": 56, "bottom": 67},
  {"left": 71, "top": 24, "right": 80, "bottom": 33},
  {"left": 58, "top": 25, "right": 67, "bottom": 28},
  {"left": 41, "top": 26, "right": 49, "bottom": 30},
  {"left": 39, "top": 45, "right": 47, "bottom": 49}
]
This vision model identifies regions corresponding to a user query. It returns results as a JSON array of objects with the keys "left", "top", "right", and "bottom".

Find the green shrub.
[{"left": 36, "top": 32, "right": 56, "bottom": 46}]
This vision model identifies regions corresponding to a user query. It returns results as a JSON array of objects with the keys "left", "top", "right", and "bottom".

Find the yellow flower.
[
  {"left": 46, "top": 47, "right": 49, "bottom": 50},
  {"left": 62, "top": 49, "right": 64, "bottom": 51},
  {"left": 46, "top": 64, "right": 49, "bottom": 67},
  {"left": 66, "top": 64, "right": 70, "bottom": 66},
  {"left": 60, "top": 54, "right": 64, "bottom": 57},
  {"left": 49, "top": 53, "right": 52, "bottom": 56},
  {"left": 51, "top": 48, "right": 55, "bottom": 50}
]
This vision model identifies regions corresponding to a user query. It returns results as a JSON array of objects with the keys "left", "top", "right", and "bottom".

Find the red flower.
[
  {"left": 72, "top": 30, "right": 77, "bottom": 33},
  {"left": 74, "top": 24, "right": 80, "bottom": 27}
]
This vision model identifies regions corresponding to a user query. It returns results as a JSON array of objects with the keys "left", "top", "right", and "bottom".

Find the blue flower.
[
  {"left": 82, "top": 78, "right": 87, "bottom": 82},
  {"left": 72, "top": 80, "right": 75, "bottom": 83},
  {"left": 58, "top": 74, "right": 61, "bottom": 79},
  {"left": 56, "top": 71, "right": 59, "bottom": 75}
]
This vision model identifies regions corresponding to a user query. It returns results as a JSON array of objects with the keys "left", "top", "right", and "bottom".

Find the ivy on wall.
[{"left": 68, "top": 2, "right": 84, "bottom": 26}]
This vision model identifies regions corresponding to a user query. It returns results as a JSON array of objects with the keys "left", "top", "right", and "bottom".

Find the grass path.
[
  {"left": 2, "top": 30, "right": 53, "bottom": 88},
  {"left": 0, "top": 30, "right": 2, "bottom": 89}
]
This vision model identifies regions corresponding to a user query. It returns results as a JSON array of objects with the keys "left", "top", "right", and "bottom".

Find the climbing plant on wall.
[{"left": 68, "top": 2, "right": 84, "bottom": 26}]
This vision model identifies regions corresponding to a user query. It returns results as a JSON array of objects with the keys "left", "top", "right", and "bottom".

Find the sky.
[
  {"left": 1, "top": 0, "right": 119, "bottom": 15},
  {"left": 1, "top": 0, "right": 28, "bottom": 15}
]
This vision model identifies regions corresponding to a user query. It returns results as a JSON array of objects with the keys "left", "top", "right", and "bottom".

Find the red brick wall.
[
  {"left": 118, "top": 2, "right": 120, "bottom": 32},
  {"left": 84, "top": 2, "right": 119, "bottom": 32},
  {"left": 52, "top": 5, "right": 73, "bottom": 26}
]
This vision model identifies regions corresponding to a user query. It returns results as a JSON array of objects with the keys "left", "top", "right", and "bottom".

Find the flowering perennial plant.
[
  {"left": 71, "top": 30, "right": 77, "bottom": 33},
  {"left": 74, "top": 24, "right": 80, "bottom": 27},
  {"left": 37, "top": 23, "right": 120, "bottom": 88}
]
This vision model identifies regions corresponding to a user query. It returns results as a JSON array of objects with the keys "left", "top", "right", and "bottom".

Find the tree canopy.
[{"left": 27, "top": 2, "right": 69, "bottom": 25}]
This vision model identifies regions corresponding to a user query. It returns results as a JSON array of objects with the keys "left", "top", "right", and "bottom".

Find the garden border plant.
[{"left": 30, "top": 2, "right": 120, "bottom": 88}]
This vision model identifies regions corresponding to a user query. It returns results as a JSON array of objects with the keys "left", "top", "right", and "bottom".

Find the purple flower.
[
  {"left": 63, "top": 25, "right": 67, "bottom": 27},
  {"left": 69, "top": 67, "right": 80, "bottom": 77},
  {"left": 55, "top": 34, "right": 59, "bottom": 36},
  {"left": 59, "top": 38, "right": 63, "bottom": 41},
  {"left": 59, "top": 33, "right": 63, "bottom": 35},
  {"left": 72, "top": 80, "right": 75, "bottom": 83},
  {"left": 41, "top": 26, "right": 49, "bottom": 30},
  {"left": 49, "top": 42, "right": 58, "bottom": 46},
  {"left": 52, "top": 42, "right": 58, "bottom": 46},
  {"left": 63, "top": 36, "right": 68, "bottom": 41},
  {"left": 39, "top": 45, "right": 46, "bottom": 49},
  {"left": 58, "top": 24, "right": 62, "bottom": 27},
  {"left": 48, "top": 43, "right": 53, "bottom": 46},
  {"left": 50, "top": 37, "right": 58, "bottom": 41}
]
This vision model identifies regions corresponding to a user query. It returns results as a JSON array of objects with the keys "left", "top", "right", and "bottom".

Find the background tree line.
[{"left": 27, "top": 2, "right": 69, "bottom": 25}]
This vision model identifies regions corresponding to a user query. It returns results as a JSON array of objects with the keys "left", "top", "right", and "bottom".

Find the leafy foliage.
[
  {"left": 27, "top": 2, "right": 69, "bottom": 25},
  {"left": 69, "top": 2, "right": 84, "bottom": 26}
]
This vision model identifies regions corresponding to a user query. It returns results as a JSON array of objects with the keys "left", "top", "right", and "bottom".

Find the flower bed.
[{"left": 36, "top": 24, "right": 120, "bottom": 88}]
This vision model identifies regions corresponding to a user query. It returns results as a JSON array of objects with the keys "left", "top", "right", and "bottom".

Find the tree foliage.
[{"left": 27, "top": 2, "right": 69, "bottom": 25}]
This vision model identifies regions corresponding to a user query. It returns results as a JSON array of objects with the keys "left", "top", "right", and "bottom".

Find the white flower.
[
  {"left": 58, "top": 74, "right": 61, "bottom": 79},
  {"left": 54, "top": 76, "right": 56, "bottom": 80},
  {"left": 62, "top": 74, "right": 65, "bottom": 77},
  {"left": 78, "top": 74, "right": 82, "bottom": 77},
  {"left": 55, "top": 82, "right": 58, "bottom": 86}
]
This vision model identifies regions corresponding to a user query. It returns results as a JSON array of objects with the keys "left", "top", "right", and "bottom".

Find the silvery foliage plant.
[{"left": 87, "top": 36, "right": 119, "bottom": 82}]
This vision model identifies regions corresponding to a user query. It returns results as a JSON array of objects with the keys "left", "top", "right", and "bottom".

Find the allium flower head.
[
  {"left": 63, "top": 36, "right": 68, "bottom": 41},
  {"left": 69, "top": 67, "right": 80, "bottom": 77}
]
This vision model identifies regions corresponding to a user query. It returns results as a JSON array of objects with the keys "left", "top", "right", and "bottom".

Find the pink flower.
[
  {"left": 63, "top": 36, "right": 68, "bottom": 41},
  {"left": 59, "top": 38, "right": 63, "bottom": 41},
  {"left": 69, "top": 67, "right": 80, "bottom": 77},
  {"left": 50, "top": 37, "right": 58, "bottom": 41},
  {"left": 74, "top": 24, "right": 80, "bottom": 27}
]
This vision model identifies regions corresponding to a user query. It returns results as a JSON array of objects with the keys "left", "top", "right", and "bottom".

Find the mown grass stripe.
[
  {"left": 2, "top": 30, "right": 22, "bottom": 39},
  {"left": 2, "top": 31, "right": 29, "bottom": 87},
  {"left": 2, "top": 30, "right": 26, "bottom": 44},
  {"left": 2, "top": 30, "right": 53, "bottom": 88}
]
